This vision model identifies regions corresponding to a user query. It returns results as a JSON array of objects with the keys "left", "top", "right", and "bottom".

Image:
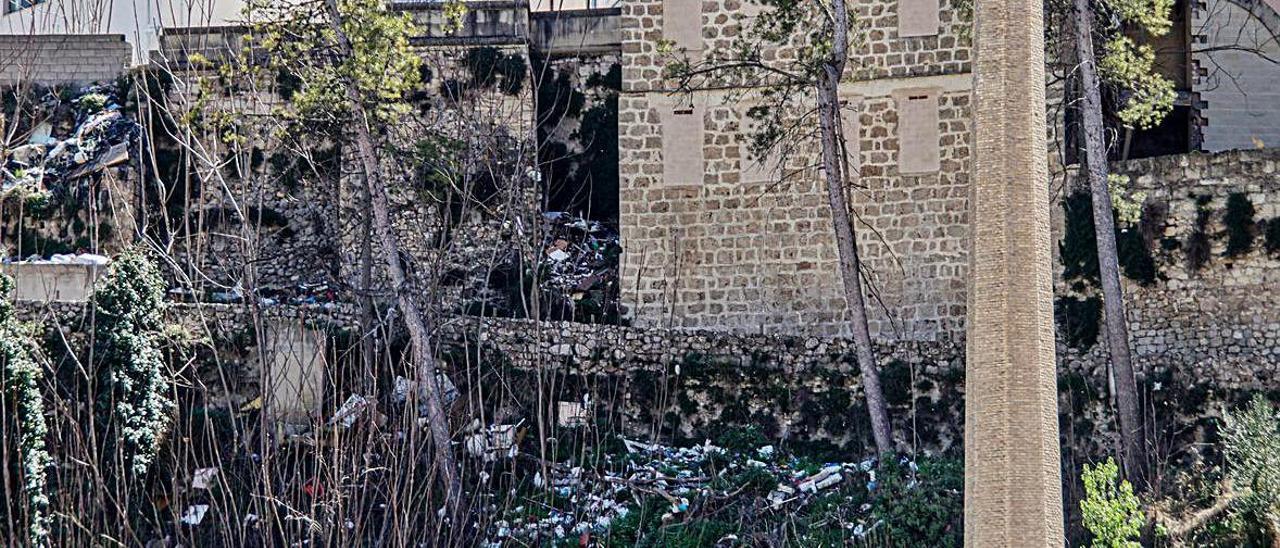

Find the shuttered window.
[
  {"left": 663, "top": 0, "right": 704, "bottom": 51},
  {"left": 898, "top": 0, "right": 940, "bottom": 37},
  {"left": 894, "top": 88, "right": 941, "bottom": 174},
  {"left": 661, "top": 96, "right": 705, "bottom": 185}
]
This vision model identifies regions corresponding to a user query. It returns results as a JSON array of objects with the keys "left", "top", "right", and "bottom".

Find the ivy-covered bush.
[
  {"left": 0, "top": 275, "right": 51, "bottom": 545},
  {"left": 92, "top": 248, "right": 175, "bottom": 477}
]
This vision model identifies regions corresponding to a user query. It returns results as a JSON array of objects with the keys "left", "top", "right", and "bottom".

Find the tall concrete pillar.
[{"left": 964, "top": 0, "right": 1064, "bottom": 542}]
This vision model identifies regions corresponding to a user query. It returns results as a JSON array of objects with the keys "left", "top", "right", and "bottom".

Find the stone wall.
[
  {"left": 0, "top": 34, "right": 130, "bottom": 86},
  {"left": 618, "top": 76, "right": 974, "bottom": 339},
  {"left": 439, "top": 310, "right": 1279, "bottom": 457},
  {"left": 1057, "top": 149, "right": 1280, "bottom": 385},
  {"left": 441, "top": 315, "right": 966, "bottom": 453},
  {"left": 530, "top": 7, "right": 620, "bottom": 57}
]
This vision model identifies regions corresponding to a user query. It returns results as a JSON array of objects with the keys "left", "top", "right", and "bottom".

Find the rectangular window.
[
  {"left": 663, "top": 0, "right": 703, "bottom": 51},
  {"left": 898, "top": 0, "right": 940, "bottom": 37},
  {"left": 893, "top": 88, "right": 941, "bottom": 174},
  {"left": 660, "top": 96, "right": 704, "bottom": 186}
]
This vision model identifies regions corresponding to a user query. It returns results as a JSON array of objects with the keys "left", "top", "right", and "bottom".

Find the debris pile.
[
  {"left": 167, "top": 281, "right": 342, "bottom": 308},
  {"left": 484, "top": 438, "right": 914, "bottom": 545},
  {"left": 1, "top": 252, "right": 109, "bottom": 265},
  {"left": 2, "top": 84, "right": 139, "bottom": 197},
  {"left": 538, "top": 212, "right": 621, "bottom": 322}
]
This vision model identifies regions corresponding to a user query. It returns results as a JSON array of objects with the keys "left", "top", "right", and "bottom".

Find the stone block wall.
[
  {"left": 0, "top": 34, "right": 130, "bottom": 86},
  {"left": 618, "top": 77, "right": 973, "bottom": 338},
  {"left": 618, "top": 0, "right": 972, "bottom": 94}
]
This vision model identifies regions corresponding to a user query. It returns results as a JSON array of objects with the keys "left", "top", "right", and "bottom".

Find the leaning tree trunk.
[
  {"left": 818, "top": 0, "right": 894, "bottom": 456},
  {"left": 1072, "top": 0, "right": 1147, "bottom": 488},
  {"left": 322, "top": 0, "right": 463, "bottom": 507}
]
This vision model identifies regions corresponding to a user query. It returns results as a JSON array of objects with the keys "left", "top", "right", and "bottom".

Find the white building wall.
[
  {"left": 1194, "top": 0, "right": 1280, "bottom": 151},
  {"left": 0, "top": 0, "right": 243, "bottom": 64}
]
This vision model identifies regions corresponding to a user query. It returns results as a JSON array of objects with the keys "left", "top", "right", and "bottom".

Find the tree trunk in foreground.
[
  {"left": 1071, "top": 0, "right": 1148, "bottom": 489},
  {"left": 818, "top": 0, "right": 894, "bottom": 457},
  {"left": 322, "top": 0, "right": 463, "bottom": 509}
]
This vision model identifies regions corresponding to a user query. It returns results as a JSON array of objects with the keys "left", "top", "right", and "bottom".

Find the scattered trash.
[
  {"left": 482, "top": 438, "right": 920, "bottom": 545},
  {"left": 465, "top": 423, "right": 520, "bottom": 462},
  {"left": 2, "top": 253, "right": 109, "bottom": 266},
  {"left": 2, "top": 84, "right": 139, "bottom": 198},
  {"left": 303, "top": 478, "right": 324, "bottom": 498},
  {"left": 180, "top": 505, "right": 210, "bottom": 526},
  {"left": 191, "top": 467, "right": 219, "bottom": 490},
  {"left": 557, "top": 397, "right": 591, "bottom": 427},
  {"left": 329, "top": 394, "right": 372, "bottom": 428}
]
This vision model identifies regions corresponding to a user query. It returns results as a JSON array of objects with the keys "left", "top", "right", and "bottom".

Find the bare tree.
[
  {"left": 1070, "top": 0, "right": 1149, "bottom": 486},
  {"left": 664, "top": 0, "right": 893, "bottom": 455}
]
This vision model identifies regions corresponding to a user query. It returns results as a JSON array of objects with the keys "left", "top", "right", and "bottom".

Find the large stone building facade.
[
  {"left": 618, "top": 0, "right": 974, "bottom": 339},
  {"left": 616, "top": 0, "right": 1280, "bottom": 342}
]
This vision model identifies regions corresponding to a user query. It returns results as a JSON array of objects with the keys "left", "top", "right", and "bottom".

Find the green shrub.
[
  {"left": 93, "top": 248, "right": 174, "bottom": 477},
  {"left": 0, "top": 275, "right": 51, "bottom": 545},
  {"left": 1264, "top": 218, "right": 1280, "bottom": 256},
  {"left": 1080, "top": 457, "right": 1144, "bottom": 548},
  {"left": 872, "top": 456, "right": 963, "bottom": 546}
]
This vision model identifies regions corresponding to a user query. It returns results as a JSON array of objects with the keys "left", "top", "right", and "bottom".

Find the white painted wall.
[
  {"left": 1194, "top": 0, "right": 1280, "bottom": 151},
  {"left": 530, "top": 0, "right": 618, "bottom": 11},
  {"left": 0, "top": 0, "right": 243, "bottom": 64}
]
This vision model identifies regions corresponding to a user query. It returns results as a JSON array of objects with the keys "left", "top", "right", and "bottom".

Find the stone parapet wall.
[{"left": 1073, "top": 150, "right": 1280, "bottom": 381}]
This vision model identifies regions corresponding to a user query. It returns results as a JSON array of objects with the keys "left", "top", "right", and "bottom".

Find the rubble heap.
[
  {"left": 2, "top": 84, "right": 139, "bottom": 197},
  {"left": 538, "top": 211, "right": 621, "bottom": 322}
]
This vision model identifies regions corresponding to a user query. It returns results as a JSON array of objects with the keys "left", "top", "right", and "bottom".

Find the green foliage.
[
  {"left": 1116, "top": 227, "right": 1158, "bottom": 285},
  {"left": 1105, "top": 0, "right": 1175, "bottom": 35},
  {"left": 1107, "top": 174, "right": 1146, "bottom": 227},
  {"left": 1094, "top": 0, "right": 1177, "bottom": 130},
  {"left": 872, "top": 457, "right": 964, "bottom": 546},
  {"left": 1060, "top": 190, "right": 1158, "bottom": 287},
  {"left": 0, "top": 275, "right": 51, "bottom": 545},
  {"left": 1222, "top": 193, "right": 1256, "bottom": 257},
  {"left": 1080, "top": 458, "right": 1145, "bottom": 548},
  {"left": 93, "top": 248, "right": 174, "bottom": 477},
  {"left": 1061, "top": 192, "right": 1102, "bottom": 282},
  {"left": 1222, "top": 396, "right": 1280, "bottom": 520},
  {"left": 713, "top": 425, "right": 769, "bottom": 453},
  {"left": 462, "top": 46, "right": 527, "bottom": 96},
  {"left": 246, "top": 0, "right": 438, "bottom": 123},
  {"left": 879, "top": 360, "right": 912, "bottom": 407},
  {"left": 1186, "top": 195, "right": 1213, "bottom": 271}
]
